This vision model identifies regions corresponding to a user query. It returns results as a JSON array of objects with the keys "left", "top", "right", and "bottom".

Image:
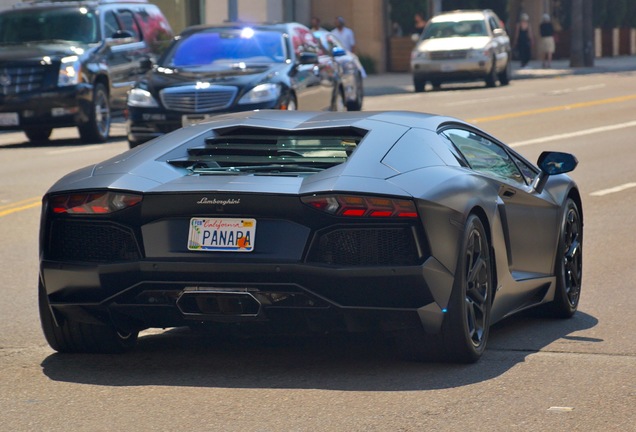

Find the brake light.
[
  {"left": 50, "top": 192, "right": 142, "bottom": 214},
  {"left": 301, "top": 194, "right": 418, "bottom": 218}
]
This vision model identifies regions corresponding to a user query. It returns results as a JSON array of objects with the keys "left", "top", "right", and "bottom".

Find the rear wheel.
[
  {"left": 431, "top": 80, "right": 442, "bottom": 90},
  {"left": 25, "top": 128, "right": 52, "bottom": 143},
  {"left": 78, "top": 83, "right": 111, "bottom": 143},
  {"left": 395, "top": 215, "right": 492, "bottom": 363},
  {"left": 543, "top": 198, "right": 583, "bottom": 318},
  {"left": 346, "top": 74, "right": 363, "bottom": 111},
  {"left": 39, "top": 281, "right": 138, "bottom": 353},
  {"left": 333, "top": 88, "right": 346, "bottom": 111}
]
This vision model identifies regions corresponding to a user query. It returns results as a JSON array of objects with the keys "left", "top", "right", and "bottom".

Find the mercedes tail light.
[
  {"left": 50, "top": 192, "right": 142, "bottom": 214},
  {"left": 301, "top": 194, "right": 418, "bottom": 218}
]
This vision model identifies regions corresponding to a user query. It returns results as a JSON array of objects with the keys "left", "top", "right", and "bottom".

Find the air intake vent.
[
  {"left": 48, "top": 220, "right": 141, "bottom": 262},
  {"left": 307, "top": 226, "right": 420, "bottom": 266}
]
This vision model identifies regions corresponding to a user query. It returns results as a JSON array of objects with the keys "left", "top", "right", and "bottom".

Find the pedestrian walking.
[
  {"left": 540, "top": 13, "right": 555, "bottom": 68},
  {"left": 514, "top": 13, "right": 533, "bottom": 68},
  {"left": 331, "top": 16, "right": 356, "bottom": 53}
]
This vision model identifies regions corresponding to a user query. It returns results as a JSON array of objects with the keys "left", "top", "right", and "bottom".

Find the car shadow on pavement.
[{"left": 40, "top": 311, "right": 598, "bottom": 391}]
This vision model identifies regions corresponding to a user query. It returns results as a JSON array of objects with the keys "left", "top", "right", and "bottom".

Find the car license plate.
[
  {"left": 188, "top": 217, "right": 256, "bottom": 252},
  {"left": 0, "top": 112, "right": 19, "bottom": 126},
  {"left": 441, "top": 64, "right": 456, "bottom": 72},
  {"left": 182, "top": 114, "right": 213, "bottom": 127}
]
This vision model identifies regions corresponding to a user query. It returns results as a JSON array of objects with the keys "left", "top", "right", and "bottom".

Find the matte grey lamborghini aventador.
[{"left": 39, "top": 110, "right": 583, "bottom": 363}]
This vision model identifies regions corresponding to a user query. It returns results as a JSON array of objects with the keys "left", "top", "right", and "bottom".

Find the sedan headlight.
[
  {"left": 239, "top": 83, "right": 281, "bottom": 104},
  {"left": 127, "top": 88, "right": 159, "bottom": 108},
  {"left": 411, "top": 51, "right": 430, "bottom": 60},
  {"left": 57, "top": 56, "right": 81, "bottom": 87}
]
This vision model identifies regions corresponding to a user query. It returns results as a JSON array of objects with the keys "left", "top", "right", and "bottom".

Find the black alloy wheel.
[
  {"left": 545, "top": 198, "right": 583, "bottom": 318},
  {"left": 443, "top": 214, "right": 492, "bottom": 362}
]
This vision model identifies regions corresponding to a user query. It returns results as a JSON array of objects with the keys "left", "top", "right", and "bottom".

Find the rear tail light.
[
  {"left": 301, "top": 194, "right": 418, "bottom": 218},
  {"left": 50, "top": 192, "right": 142, "bottom": 214}
]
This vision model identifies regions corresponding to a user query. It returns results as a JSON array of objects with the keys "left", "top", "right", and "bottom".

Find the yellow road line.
[
  {"left": 469, "top": 94, "right": 636, "bottom": 124},
  {"left": 0, "top": 197, "right": 41, "bottom": 217}
]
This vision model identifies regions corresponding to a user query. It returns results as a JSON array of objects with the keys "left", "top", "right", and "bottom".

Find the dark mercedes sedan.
[{"left": 126, "top": 23, "right": 344, "bottom": 147}]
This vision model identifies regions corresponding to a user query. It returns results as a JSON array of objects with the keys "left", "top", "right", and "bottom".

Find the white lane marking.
[
  {"left": 47, "top": 144, "right": 109, "bottom": 155},
  {"left": 590, "top": 182, "right": 636, "bottom": 197},
  {"left": 444, "top": 93, "right": 534, "bottom": 107},
  {"left": 546, "top": 84, "right": 606, "bottom": 95},
  {"left": 508, "top": 121, "right": 636, "bottom": 148}
]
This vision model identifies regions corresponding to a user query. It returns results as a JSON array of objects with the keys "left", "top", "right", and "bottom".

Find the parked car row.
[{"left": 0, "top": 0, "right": 365, "bottom": 146}]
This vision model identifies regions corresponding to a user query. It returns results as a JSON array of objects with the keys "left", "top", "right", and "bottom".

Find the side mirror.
[
  {"left": 298, "top": 51, "right": 318, "bottom": 65},
  {"left": 534, "top": 151, "right": 578, "bottom": 192}
]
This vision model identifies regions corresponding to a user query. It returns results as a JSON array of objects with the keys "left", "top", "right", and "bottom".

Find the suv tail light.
[
  {"left": 301, "top": 194, "right": 418, "bottom": 218},
  {"left": 50, "top": 192, "right": 142, "bottom": 214}
]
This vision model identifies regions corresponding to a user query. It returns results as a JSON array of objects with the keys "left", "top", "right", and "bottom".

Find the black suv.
[{"left": 0, "top": 0, "right": 173, "bottom": 143}]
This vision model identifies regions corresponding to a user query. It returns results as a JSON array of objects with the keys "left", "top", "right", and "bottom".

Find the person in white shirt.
[{"left": 331, "top": 16, "right": 356, "bottom": 53}]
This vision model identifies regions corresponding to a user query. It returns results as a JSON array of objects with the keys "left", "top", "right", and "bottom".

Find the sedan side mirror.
[{"left": 534, "top": 151, "right": 578, "bottom": 193}]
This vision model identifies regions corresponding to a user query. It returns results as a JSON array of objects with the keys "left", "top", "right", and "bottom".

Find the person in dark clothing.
[
  {"left": 514, "top": 13, "right": 534, "bottom": 68},
  {"left": 540, "top": 13, "right": 555, "bottom": 68}
]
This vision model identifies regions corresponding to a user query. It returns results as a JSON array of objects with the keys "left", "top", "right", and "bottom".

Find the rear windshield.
[
  {"left": 167, "top": 128, "right": 365, "bottom": 176},
  {"left": 0, "top": 7, "right": 99, "bottom": 44},
  {"left": 422, "top": 20, "right": 487, "bottom": 39},
  {"left": 164, "top": 29, "right": 287, "bottom": 67}
]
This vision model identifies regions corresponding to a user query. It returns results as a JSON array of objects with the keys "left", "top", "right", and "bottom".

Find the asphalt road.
[{"left": 1, "top": 72, "right": 635, "bottom": 431}]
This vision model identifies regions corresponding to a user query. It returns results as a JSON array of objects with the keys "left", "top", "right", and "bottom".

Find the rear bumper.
[{"left": 40, "top": 257, "right": 452, "bottom": 333}]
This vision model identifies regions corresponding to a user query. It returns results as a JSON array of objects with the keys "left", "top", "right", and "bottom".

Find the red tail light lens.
[
  {"left": 50, "top": 192, "right": 142, "bottom": 214},
  {"left": 301, "top": 194, "right": 418, "bottom": 218}
]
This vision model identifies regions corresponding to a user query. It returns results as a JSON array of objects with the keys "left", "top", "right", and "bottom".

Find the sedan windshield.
[
  {"left": 0, "top": 8, "right": 99, "bottom": 44},
  {"left": 165, "top": 29, "right": 287, "bottom": 67},
  {"left": 422, "top": 20, "right": 487, "bottom": 39}
]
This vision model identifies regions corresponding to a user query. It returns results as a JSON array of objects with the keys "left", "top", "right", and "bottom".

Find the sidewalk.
[{"left": 364, "top": 55, "right": 636, "bottom": 96}]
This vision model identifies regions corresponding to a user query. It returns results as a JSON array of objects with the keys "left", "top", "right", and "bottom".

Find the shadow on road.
[{"left": 40, "top": 311, "right": 598, "bottom": 391}]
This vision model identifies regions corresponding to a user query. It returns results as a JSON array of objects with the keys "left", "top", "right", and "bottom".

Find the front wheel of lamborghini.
[{"left": 39, "top": 281, "right": 138, "bottom": 353}]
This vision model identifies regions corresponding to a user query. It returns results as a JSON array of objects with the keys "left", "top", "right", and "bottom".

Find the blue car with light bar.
[{"left": 39, "top": 110, "right": 583, "bottom": 363}]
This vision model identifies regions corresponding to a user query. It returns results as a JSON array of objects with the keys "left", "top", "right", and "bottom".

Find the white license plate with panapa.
[{"left": 188, "top": 217, "right": 256, "bottom": 252}]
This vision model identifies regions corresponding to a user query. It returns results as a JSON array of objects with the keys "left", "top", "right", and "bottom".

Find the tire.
[
  {"left": 485, "top": 57, "right": 497, "bottom": 87},
  {"left": 346, "top": 74, "right": 363, "bottom": 111},
  {"left": 413, "top": 75, "right": 426, "bottom": 93},
  {"left": 498, "top": 56, "right": 512, "bottom": 86},
  {"left": 431, "top": 80, "right": 442, "bottom": 90},
  {"left": 39, "top": 281, "right": 138, "bottom": 353},
  {"left": 543, "top": 198, "right": 583, "bottom": 318},
  {"left": 78, "top": 83, "right": 111, "bottom": 143},
  {"left": 395, "top": 215, "right": 492, "bottom": 363},
  {"left": 25, "top": 128, "right": 52, "bottom": 143},
  {"left": 283, "top": 94, "right": 297, "bottom": 110},
  {"left": 332, "top": 87, "right": 346, "bottom": 112}
]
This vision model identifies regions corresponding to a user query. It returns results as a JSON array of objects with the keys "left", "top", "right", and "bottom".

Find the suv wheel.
[
  {"left": 79, "top": 83, "right": 111, "bottom": 143},
  {"left": 413, "top": 75, "right": 426, "bottom": 93},
  {"left": 485, "top": 57, "right": 497, "bottom": 87}
]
